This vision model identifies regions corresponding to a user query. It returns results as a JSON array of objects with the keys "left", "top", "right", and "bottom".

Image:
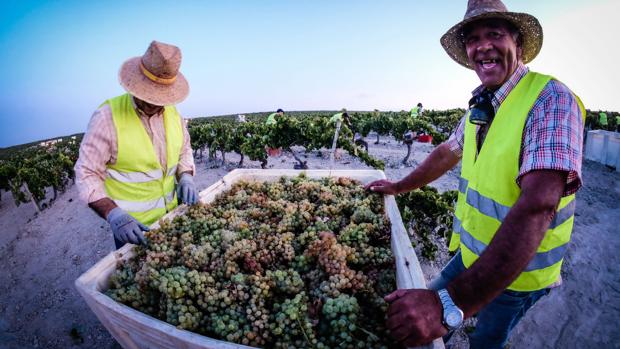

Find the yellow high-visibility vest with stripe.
[
  {"left": 449, "top": 72, "right": 585, "bottom": 291},
  {"left": 410, "top": 106, "right": 420, "bottom": 118},
  {"left": 103, "top": 93, "right": 182, "bottom": 226}
]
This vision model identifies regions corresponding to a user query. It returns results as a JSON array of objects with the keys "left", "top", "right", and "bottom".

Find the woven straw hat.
[
  {"left": 440, "top": 0, "right": 543, "bottom": 69},
  {"left": 118, "top": 41, "right": 189, "bottom": 106}
]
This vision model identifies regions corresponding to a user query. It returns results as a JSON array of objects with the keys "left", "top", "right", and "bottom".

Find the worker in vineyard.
[
  {"left": 266, "top": 108, "right": 284, "bottom": 126},
  {"left": 410, "top": 102, "right": 424, "bottom": 118},
  {"left": 366, "top": 1, "right": 584, "bottom": 347},
  {"left": 599, "top": 111, "right": 608, "bottom": 130},
  {"left": 265, "top": 109, "right": 284, "bottom": 156},
  {"left": 75, "top": 41, "right": 197, "bottom": 249},
  {"left": 330, "top": 110, "right": 351, "bottom": 127}
]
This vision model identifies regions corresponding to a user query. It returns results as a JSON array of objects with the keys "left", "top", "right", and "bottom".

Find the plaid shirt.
[{"left": 447, "top": 63, "right": 584, "bottom": 196}]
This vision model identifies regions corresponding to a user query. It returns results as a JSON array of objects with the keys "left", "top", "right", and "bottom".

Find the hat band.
[{"left": 140, "top": 61, "right": 177, "bottom": 85}]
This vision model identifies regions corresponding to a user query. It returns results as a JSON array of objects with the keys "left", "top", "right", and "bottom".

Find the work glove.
[
  {"left": 177, "top": 173, "right": 198, "bottom": 205},
  {"left": 106, "top": 207, "right": 149, "bottom": 246}
]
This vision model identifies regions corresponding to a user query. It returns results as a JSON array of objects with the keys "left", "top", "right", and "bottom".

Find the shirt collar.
[{"left": 471, "top": 63, "right": 529, "bottom": 112}]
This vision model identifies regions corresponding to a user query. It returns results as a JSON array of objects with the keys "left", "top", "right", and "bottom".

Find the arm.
[
  {"left": 177, "top": 115, "right": 195, "bottom": 178},
  {"left": 448, "top": 169, "right": 567, "bottom": 317},
  {"left": 394, "top": 142, "right": 461, "bottom": 192},
  {"left": 366, "top": 114, "right": 466, "bottom": 195},
  {"left": 365, "top": 142, "right": 461, "bottom": 194},
  {"left": 89, "top": 197, "right": 117, "bottom": 219},
  {"left": 75, "top": 105, "right": 147, "bottom": 245},
  {"left": 176, "top": 114, "right": 198, "bottom": 204},
  {"left": 384, "top": 170, "right": 566, "bottom": 347},
  {"left": 74, "top": 105, "right": 117, "bottom": 219}
]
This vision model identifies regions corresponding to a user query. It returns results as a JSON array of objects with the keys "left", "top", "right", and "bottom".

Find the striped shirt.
[
  {"left": 75, "top": 97, "right": 195, "bottom": 204},
  {"left": 447, "top": 63, "right": 584, "bottom": 196}
]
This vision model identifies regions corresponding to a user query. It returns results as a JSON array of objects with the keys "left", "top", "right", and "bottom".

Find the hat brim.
[
  {"left": 440, "top": 11, "right": 543, "bottom": 70},
  {"left": 118, "top": 57, "right": 189, "bottom": 106}
]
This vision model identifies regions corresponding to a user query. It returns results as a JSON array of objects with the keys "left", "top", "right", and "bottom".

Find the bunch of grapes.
[{"left": 106, "top": 174, "right": 398, "bottom": 348}]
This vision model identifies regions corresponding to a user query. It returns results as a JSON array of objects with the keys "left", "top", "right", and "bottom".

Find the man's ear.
[{"left": 515, "top": 35, "right": 524, "bottom": 61}]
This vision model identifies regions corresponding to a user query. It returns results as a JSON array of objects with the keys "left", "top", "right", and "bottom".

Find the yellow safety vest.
[
  {"left": 103, "top": 93, "right": 183, "bottom": 226},
  {"left": 410, "top": 106, "right": 420, "bottom": 118},
  {"left": 449, "top": 72, "right": 585, "bottom": 291},
  {"left": 266, "top": 113, "right": 278, "bottom": 125},
  {"left": 330, "top": 112, "right": 344, "bottom": 124}
]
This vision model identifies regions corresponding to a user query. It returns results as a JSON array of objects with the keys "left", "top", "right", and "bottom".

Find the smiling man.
[{"left": 365, "top": 0, "right": 585, "bottom": 347}]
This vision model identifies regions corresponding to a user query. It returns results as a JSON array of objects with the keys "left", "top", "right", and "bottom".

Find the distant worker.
[
  {"left": 599, "top": 112, "right": 608, "bottom": 130},
  {"left": 237, "top": 114, "right": 246, "bottom": 123},
  {"left": 330, "top": 110, "right": 350, "bottom": 127},
  {"left": 266, "top": 108, "right": 284, "bottom": 126},
  {"left": 410, "top": 103, "right": 424, "bottom": 118},
  {"left": 329, "top": 110, "right": 350, "bottom": 160},
  {"left": 75, "top": 41, "right": 198, "bottom": 250}
]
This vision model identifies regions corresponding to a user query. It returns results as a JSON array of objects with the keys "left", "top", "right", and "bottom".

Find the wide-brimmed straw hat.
[
  {"left": 118, "top": 41, "right": 189, "bottom": 106},
  {"left": 440, "top": 0, "right": 543, "bottom": 70}
]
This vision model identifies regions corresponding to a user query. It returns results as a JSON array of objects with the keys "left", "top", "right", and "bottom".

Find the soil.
[{"left": 0, "top": 135, "right": 618, "bottom": 349}]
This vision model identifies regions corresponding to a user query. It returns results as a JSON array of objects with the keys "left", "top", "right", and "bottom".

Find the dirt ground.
[{"left": 0, "top": 135, "right": 618, "bottom": 349}]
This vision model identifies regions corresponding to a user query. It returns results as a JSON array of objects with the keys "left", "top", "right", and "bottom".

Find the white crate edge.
[{"left": 75, "top": 169, "right": 444, "bottom": 349}]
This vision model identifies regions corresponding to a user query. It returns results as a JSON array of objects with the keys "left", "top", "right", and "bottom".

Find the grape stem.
[
  {"left": 358, "top": 325, "right": 380, "bottom": 341},
  {"left": 296, "top": 317, "right": 315, "bottom": 349}
]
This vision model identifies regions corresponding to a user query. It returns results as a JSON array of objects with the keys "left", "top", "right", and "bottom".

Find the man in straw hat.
[
  {"left": 366, "top": 0, "right": 585, "bottom": 347},
  {"left": 75, "top": 41, "right": 197, "bottom": 249}
]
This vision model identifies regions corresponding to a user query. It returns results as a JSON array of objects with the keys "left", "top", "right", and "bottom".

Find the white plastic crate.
[
  {"left": 585, "top": 130, "right": 620, "bottom": 171},
  {"left": 75, "top": 169, "right": 444, "bottom": 349},
  {"left": 585, "top": 130, "right": 607, "bottom": 163},
  {"left": 604, "top": 132, "right": 620, "bottom": 169}
]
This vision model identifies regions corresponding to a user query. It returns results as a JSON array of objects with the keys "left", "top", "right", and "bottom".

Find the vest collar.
[{"left": 471, "top": 63, "right": 529, "bottom": 113}]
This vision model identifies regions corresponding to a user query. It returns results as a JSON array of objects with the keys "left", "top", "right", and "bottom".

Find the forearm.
[
  {"left": 447, "top": 170, "right": 566, "bottom": 317},
  {"left": 395, "top": 143, "right": 460, "bottom": 193},
  {"left": 88, "top": 197, "right": 117, "bottom": 220}
]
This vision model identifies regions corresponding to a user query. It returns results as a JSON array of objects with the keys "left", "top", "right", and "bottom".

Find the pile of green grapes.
[{"left": 107, "top": 174, "right": 398, "bottom": 348}]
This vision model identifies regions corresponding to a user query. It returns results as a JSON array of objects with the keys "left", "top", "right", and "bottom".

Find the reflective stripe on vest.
[
  {"left": 103, "top": 93, "right": 182, "bottom": 226},
  {"left": 114, "top": 188, "right": 176, "bottom": 213},
  {"left": 449, "top": 71, "right": 586, "bottom": 291},
  {"left": 106, "top": 165, "right": 178, "bottom": 183}
]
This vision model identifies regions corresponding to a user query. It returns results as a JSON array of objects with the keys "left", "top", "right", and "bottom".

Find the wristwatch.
[{"left": 438, "top": 289, "right": 464, "bottom": 330}]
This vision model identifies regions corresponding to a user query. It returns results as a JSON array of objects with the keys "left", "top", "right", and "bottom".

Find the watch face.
[{"left": 446, "top": 310, "right": 463, "bottom": 328}]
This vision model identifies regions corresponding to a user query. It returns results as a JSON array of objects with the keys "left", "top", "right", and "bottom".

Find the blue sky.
[{"left": 0, "top": 0, "right": 618, "bottom": 147}]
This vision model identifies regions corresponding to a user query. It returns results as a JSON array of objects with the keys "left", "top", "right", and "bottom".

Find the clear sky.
[{"left": 0, "top": 0, "right": 618, "bottom": 147}]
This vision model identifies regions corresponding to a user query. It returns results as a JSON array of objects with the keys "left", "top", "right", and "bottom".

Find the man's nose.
[{"left": 476, "top": 39, "right": 493, "bottom": 53}]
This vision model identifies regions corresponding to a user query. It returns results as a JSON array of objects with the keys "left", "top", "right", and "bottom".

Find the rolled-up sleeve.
[
  {"left": 517, "top": 80, "right": 584, "bottom": 196},
  {"left": 74, "top": 106, "right": 115, "bottom": 203},
  {"left": 177, "top": 117, "right": 196, "bottom": 177}
]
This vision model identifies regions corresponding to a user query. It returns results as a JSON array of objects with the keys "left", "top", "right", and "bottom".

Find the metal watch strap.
[{"left": 438, "top": 288, "right": 464, "bottom": 330}]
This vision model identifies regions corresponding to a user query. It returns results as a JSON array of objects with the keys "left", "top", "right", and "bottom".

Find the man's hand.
[
  {"left": 106, "top": 207, "right": 149, "bottom": 245},
  {"left": 385, "top": 289, "right": 447, "bottom": 347},
  {"left": 364, "top": 179, "right": 401, "bottom": 195},
  {"left": 178, "top": 173, "right": 198, "bottom": 205}
]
